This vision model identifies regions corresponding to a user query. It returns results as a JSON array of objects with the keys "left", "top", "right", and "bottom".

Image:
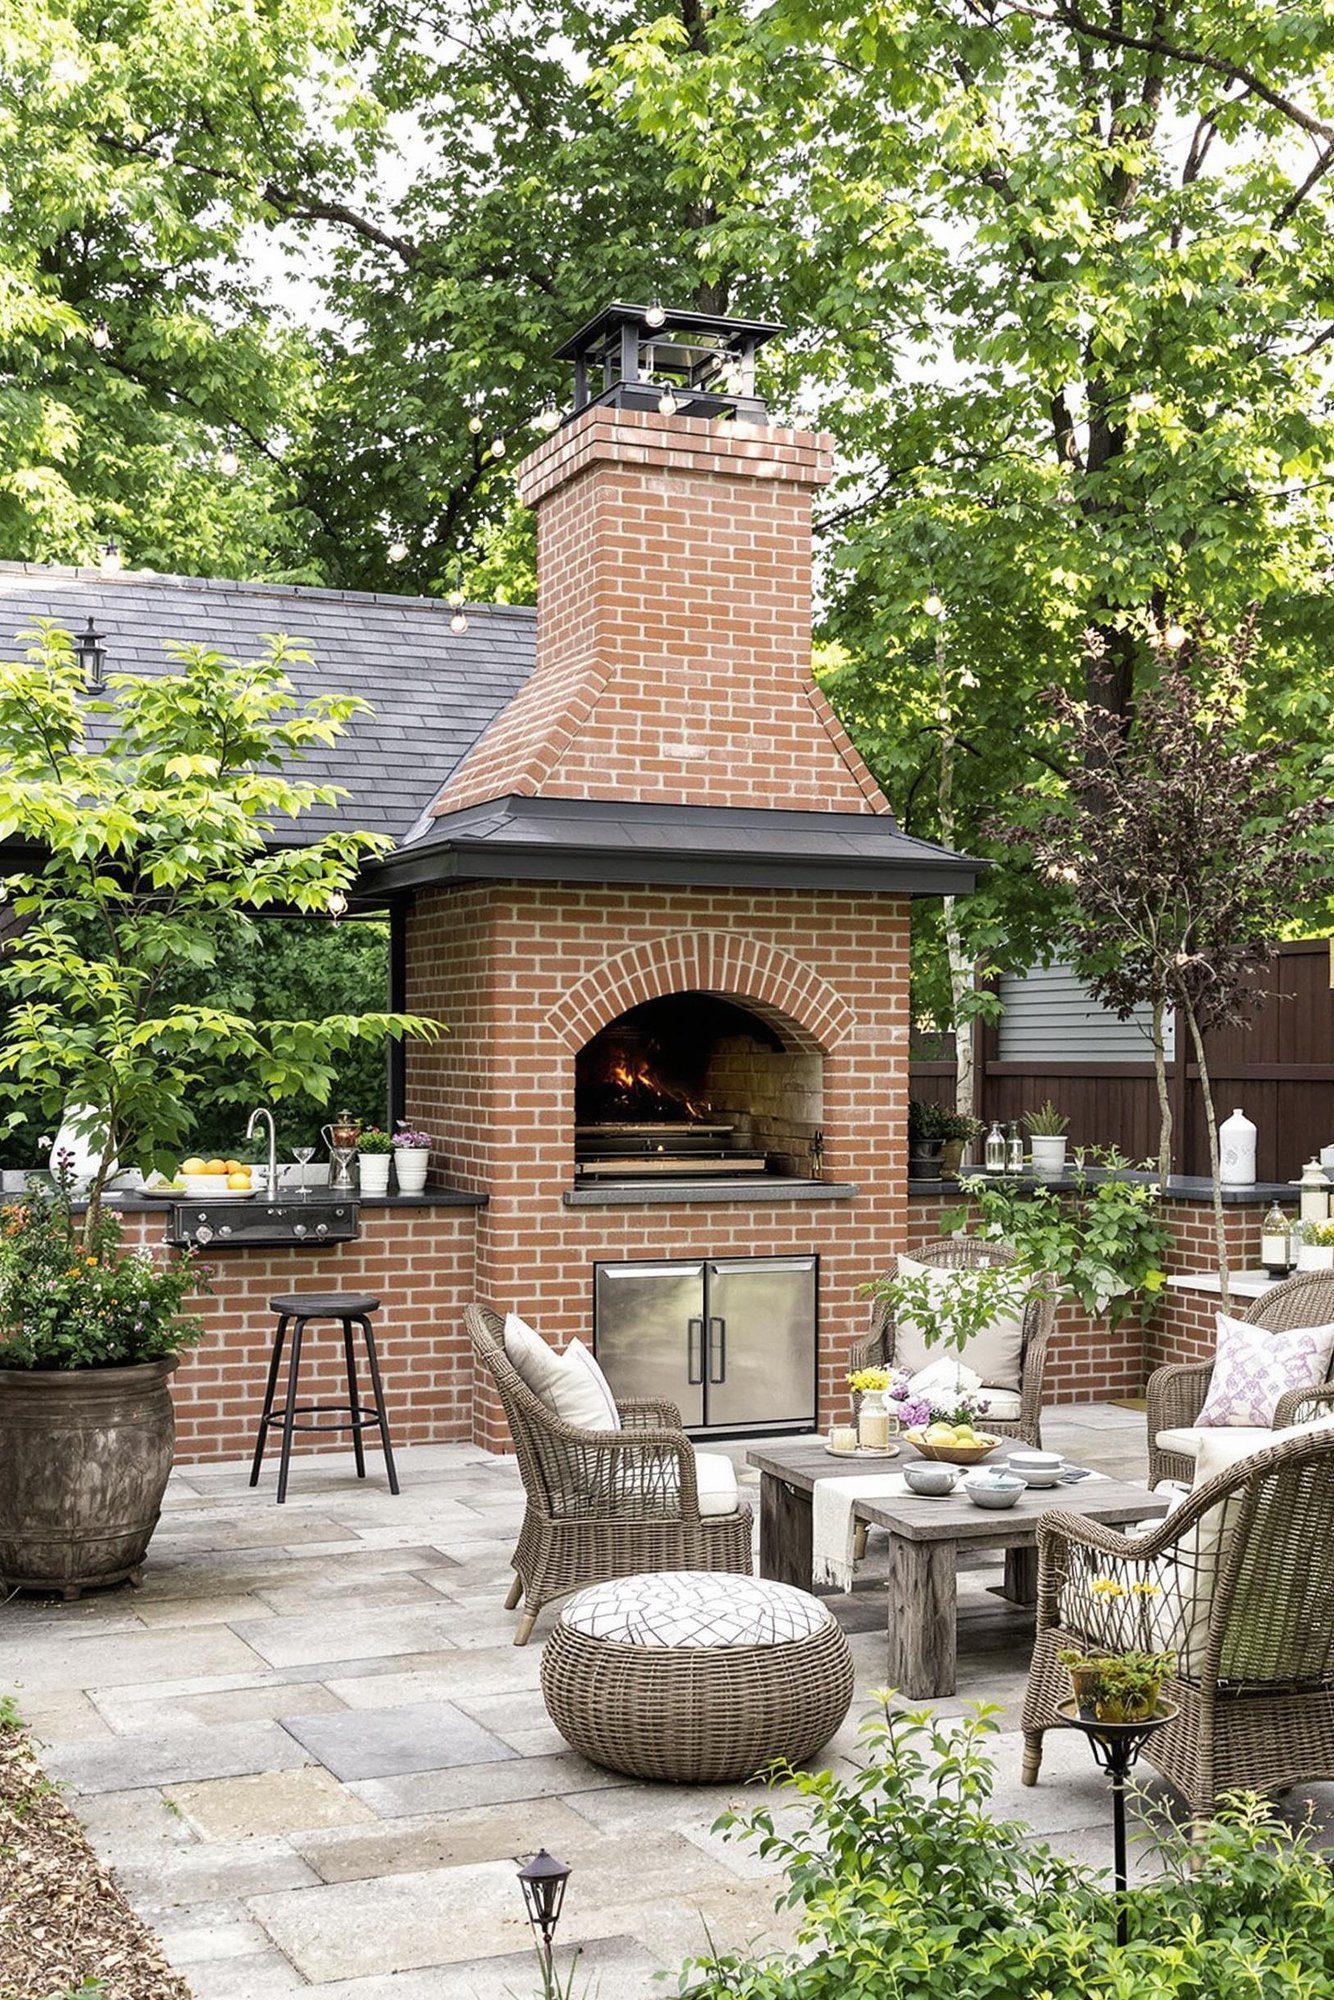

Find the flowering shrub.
[
  {"left": 0, "top": 1159, "right": 208, "bottom": 1370},
  {"left": 392, "top": 1126, "right": 432, "bottom": 1150}
]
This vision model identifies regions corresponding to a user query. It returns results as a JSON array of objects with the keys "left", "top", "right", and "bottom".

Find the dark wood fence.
[{"left": 911, "top": 939, "right": 1334, "bottom": 1183}]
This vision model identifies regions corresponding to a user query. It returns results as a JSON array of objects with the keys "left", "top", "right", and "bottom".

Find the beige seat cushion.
[
  {"left": 978, "top": 1386, "right": 1023, "bottom": 1423},
  {"left": 1155, "top": 1424, "right": 1271, "bottom": 1461},
  {"left": 894, "top": 1253, "right": 1025, "bottom": 1390},
  {"left": 691, "top": 1450, "right": 741, "bottom": 1518}
]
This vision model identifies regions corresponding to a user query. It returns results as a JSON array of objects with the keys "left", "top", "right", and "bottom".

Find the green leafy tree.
[
  {"left": 607, "top": 1, "right": 1334, "bottom": 1058},
  {"left": 0, "top": 625, "right": 438, "bottom": 1242}
]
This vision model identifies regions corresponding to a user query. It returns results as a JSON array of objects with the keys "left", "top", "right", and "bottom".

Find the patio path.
[{"left": 5, "top": 1404, "right": 1329, "bottom": 1998}]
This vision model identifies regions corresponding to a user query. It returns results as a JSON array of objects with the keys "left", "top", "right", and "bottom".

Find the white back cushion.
[
  {"left": 543, "top": 1337, "right": 621, "bottom": 1433},
  {"left": 502, "top": 1312, "right": 564, "bottom": 1401},
  {"left": 894, "top": 1252, "right": 1025, "bottom": 1390}
]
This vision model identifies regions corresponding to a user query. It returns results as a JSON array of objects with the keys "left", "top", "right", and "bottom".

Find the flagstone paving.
[{"left": 5, "top": 1406, "right": 1332, "bottom": 1998}]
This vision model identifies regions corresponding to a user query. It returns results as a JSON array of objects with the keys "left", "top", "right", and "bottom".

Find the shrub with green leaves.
[{"left": 678, "top": 1703, "right": 1334, "bottom": 1999}]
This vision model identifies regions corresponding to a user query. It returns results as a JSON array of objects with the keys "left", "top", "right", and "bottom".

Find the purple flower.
[
  {"left": 392, "top": 1127, "right": 432, "bottom": 1150},
  {"left": 896, "top": 1396, "right": 933, "bottom": 1431}
]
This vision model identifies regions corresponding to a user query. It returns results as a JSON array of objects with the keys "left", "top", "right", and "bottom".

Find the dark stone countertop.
[{"left": 907, "top": 1170, "right": 1294, "bottom": 1207}]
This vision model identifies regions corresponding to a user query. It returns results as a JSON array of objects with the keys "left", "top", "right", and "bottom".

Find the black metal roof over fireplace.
[{"left": 555, "top": 303, "right": 783, "bottom": 426}]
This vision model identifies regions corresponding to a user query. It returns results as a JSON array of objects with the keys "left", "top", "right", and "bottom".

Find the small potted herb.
[
  {"left": 1024, "top": 1101, "right": 1070, "bottom": 1177},
  {"left": 907, "top": 1100, "right": 954, "bottom": 1180},
  {"left": 1060, "top": 1645, "right": 1175, "bottom": 1725},
  {"left": 392, "top": 1126, "right": 433, "bottom": 1196},
  {"left": 356, "top": 1127, "right": 394, "bottom": 1197},
  {"left": 1297, "top": 1218, "right": 1334, "bottom": 1272},
  {"left": 939, "top": 1111, "right": 984, "bottom": 1180}
]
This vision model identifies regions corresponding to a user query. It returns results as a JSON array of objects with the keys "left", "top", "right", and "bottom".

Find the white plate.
[{"left": 824, "top": 1442, "right": 900, "bottom": 1460}]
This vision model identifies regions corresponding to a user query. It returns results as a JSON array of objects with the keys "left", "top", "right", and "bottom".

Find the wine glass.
[{"left": 292, "top": 1146, "right": 315, "bottom": 1201}]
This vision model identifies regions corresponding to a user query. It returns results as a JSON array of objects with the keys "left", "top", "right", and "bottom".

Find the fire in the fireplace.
[{"left": 598, "top": 1040, "right": 710, "bottom": 1122}]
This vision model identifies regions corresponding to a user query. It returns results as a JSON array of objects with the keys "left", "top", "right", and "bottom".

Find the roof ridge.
[{"left": 0, "top": 561, "right": 537, "bottom": 622}]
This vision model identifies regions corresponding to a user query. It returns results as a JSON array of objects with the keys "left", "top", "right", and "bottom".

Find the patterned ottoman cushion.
[{"left": 561, "top": 1570, "right": 830, "bottom": 1649}]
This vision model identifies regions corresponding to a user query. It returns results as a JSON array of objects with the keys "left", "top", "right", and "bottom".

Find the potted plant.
[
  {"left": 393, "top": 1125, "right": 433, "bottom": 1195},
  {"left": 356, "top": 1126, "right": 394, "bottom": 1196},
  {"left": 939, "top": 1112, "right": 984, "bottom": 1180},
  {"left": 1024, "top": 1101, "right": 1070, "bottom": 1177},
  {"left": 1059, "top": 1645, "right": 1175, "bottom": 1725},
  {"left": 907, "top": 1100, "right": 954, "bottom": 1180},
  {"left": 0, "top": 1158, "right": 208, "bottom": 1598},
  {"left": 1297, "top": 1219, "right": 1334, "bottom": 1271}
]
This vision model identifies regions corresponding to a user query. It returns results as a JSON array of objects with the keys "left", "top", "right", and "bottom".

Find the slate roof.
[
  {"left": 375, "top": 794, "right": 983, "bottom": 896},
  {"left": 0, "top": 563, "right": 535, "bottom": 845}
]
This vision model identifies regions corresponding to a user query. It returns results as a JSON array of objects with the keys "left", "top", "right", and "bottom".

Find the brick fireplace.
[{"left": 376, "top": 304, "right": 979, "bottom": 1448}]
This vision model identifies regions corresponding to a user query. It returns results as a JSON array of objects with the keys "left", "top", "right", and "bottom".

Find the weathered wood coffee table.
[{"left": 747, "top": 1435, "right": 1171, "bottom": 1699}]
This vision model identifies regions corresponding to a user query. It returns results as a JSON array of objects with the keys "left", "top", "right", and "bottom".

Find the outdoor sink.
[{"left": 165, "top": 1197, "right": 359, "bottom": 1249}]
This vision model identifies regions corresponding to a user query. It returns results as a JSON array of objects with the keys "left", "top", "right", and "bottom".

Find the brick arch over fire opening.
[{"left": 548, "top": 931, "right": 857, "bottom": 1056}]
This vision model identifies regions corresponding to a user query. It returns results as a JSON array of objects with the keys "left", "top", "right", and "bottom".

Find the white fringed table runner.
[{"left": 812, "top": 1472, "right": 913, "bottom": 1592}]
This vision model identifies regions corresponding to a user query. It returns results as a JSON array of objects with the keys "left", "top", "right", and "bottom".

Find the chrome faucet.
[{"left": 245, "top": 1107, "right": 277, "bottom": 1202}]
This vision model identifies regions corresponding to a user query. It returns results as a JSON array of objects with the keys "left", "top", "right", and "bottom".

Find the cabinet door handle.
[
  {"left": 687, "top": 1317, "right": 704, "bottom": 1385},
  {"left": 708, "top": 1316, "right": 726, "bottom": 1384}
]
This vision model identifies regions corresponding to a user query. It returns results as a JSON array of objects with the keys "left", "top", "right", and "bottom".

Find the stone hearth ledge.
[{"left": 564, "top": 1178, "right": 857, "bottom": 1207}]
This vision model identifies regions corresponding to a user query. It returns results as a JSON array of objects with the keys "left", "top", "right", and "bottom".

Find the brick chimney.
[{"left": 431, "top": 376, "right": 888, "bottom": 819}]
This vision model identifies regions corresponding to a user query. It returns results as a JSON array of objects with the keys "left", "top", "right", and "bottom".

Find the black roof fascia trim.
[{"left": 362, "top": 837, "right": 983, "bottom": 898}]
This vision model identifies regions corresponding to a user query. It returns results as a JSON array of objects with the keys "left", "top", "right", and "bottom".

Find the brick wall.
[
  {"left": 404, "top": 881, "right": 910, "bottom": 1447},
  {"left": 904, "top": 1190, "right": 1271, "bottom": 1398},
  {"left": 431, "top": 408, "right": 886, "bottom": 818},
  {"left": 121, "top": 1204, "right": 478, "bottom": 1464}
]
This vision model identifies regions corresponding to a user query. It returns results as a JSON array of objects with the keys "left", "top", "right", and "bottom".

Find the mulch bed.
[{"left": 0, "top": 1709, "right": 192, "bottom": 2000}]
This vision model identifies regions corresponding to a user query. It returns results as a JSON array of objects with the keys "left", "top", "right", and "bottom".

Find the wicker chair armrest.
[
  {"left": 1146, "top": 1360, "right": 1215, "bottom": 1437},
  {"left": 616, "top": 1397, "right": 685, "bottom": 1432},
  {"left": 559, "top": 1424, "right": 705, "bottom": 1521},
  {"left": 1273, "top": 1381, "right": 1334, "bottom": 1429},
  {"left": 1034, "top": 1506, "right": 1177, "bottom": 1638}
]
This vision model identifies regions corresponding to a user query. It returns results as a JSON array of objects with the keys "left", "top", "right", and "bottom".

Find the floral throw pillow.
[{"left": 1196, "top": 1309, "right": 1334, "bottom": 1428}]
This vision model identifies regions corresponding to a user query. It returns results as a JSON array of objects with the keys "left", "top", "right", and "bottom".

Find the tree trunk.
[
  {"left": 1151, "top": 996, "right": 1172, "bottom": 1184},
  {"left": 943, "top": 899, "right": 976, "bottom": 1123},
  {"left": 1183, "top": 1002, "right": 1229, "bottom": 1312}
]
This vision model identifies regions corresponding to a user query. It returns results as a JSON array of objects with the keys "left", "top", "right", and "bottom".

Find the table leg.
[
  {"left": 1003, "top": 1546, "right": 1038, "bottom": 1606},
  {"left": 759, "top": 1473, "right": 813, "bottom": 1588},
  {"left": 886, "top": 1539, "right": 958, "bottom": 1698}
]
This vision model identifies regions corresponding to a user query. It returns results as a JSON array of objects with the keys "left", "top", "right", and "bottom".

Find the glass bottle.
[
  {"left": 1006, "top": 1119, "right": 1025, "bottom": 1172},
  {"left": 1260, "top": 1202, "right": 1291, "bottom": 1278},
  {"left": 984, "top": 1120, "right": 1006, "bottom": 1172}
]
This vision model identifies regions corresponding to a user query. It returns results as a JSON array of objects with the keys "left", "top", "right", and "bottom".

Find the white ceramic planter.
[
  {"left": 1029, "top": 1135, "right": 1067, "bottom": 1177},
  {"left": 394, "top": 1147, "right": 430, "bottom": 1195},
  {"left": 1297, "top": 1242, "right": 1334, "bottom": 1272},
  {"left": 357, "top": 1152, "right": 392, "bottom": 1196}
]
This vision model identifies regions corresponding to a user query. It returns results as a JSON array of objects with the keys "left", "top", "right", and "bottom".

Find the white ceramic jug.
[{"left": 1219, "top": 1107, "right": 1257, "bottom": 1187}]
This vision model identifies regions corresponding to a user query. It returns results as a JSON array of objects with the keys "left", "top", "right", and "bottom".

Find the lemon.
[
  {"left": 204, "top": 1158, "right": 227, "bottom": 1176},
  {"left": 181, "top": 1156, "right": 207, "bottom": 1176}
]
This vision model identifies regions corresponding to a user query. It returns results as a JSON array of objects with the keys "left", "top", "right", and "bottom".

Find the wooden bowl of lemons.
[{"left": 905, "top": 1424, "right": 1001, "bottom": 1466}]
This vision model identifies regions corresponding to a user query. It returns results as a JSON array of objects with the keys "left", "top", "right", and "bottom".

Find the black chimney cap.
[{"left": 555, "top": 302, "right": 784, "bottom": 426}]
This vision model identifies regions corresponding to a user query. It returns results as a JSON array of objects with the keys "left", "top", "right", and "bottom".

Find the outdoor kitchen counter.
[
  {"left": 99, "top": 1185, "right": 488, "bottom": 1211},
  {"left": 908, "top": 1172, "right": 1293, "bottom": 1203}
]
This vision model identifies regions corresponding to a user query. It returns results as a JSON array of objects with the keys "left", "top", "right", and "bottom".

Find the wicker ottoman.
[{"left": 540, "top": 1569, "right": 854, "bottom": 1783}]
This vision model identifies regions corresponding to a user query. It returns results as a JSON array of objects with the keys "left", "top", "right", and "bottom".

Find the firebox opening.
[{"left": 574, "top": 992, "right": 823, "bottom": 1181}]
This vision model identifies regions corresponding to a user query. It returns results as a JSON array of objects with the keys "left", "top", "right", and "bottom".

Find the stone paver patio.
[{"left": 6, "top": 1405, "right": 1332, "bottom": 1997}]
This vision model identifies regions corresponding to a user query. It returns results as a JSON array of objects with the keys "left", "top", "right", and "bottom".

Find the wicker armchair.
[
  {"left": 1147, "top": 1270, "right": 1334, "bottom": 1487},
  {"left": 467, "top": 1304, "right": 753, "bottom": 1645},
  {"left": 1022, "top": 1423, "right": 1334, "bottom": 1825},
  {"left": 854, "top": 1236, "right": 1059, "bottom": 1449}
]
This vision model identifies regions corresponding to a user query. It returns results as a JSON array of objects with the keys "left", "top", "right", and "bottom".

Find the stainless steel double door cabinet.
[{"left": 593, "top": 1256, "right": 817, "bottom": 1433}]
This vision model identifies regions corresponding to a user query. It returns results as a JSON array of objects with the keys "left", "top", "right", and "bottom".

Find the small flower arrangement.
[
  {"left": 1060, "top": 1643, "right": 1175, "bottom": 1724},
  {"left": 357, "top": 1127, "right": 394, "bottom": 1155},
  {"left": 848, "top": 1367, "right": 892, "bottom": 1396},
  {"left": 392, "top": 1127, "right": 432, "bottom": 1150},
  {"left": 888, "top": 1377, "right": 992, "bottom": 1434},
  {"left": 0, "top": 1156, "right": 209, "bottom": 1371}
]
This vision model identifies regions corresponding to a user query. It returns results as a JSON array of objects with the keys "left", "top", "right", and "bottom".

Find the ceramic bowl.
[
  {"left": 964, "top": 1473, "right": 1025, "bottom": 1510},
  {"left": 905, "top": 1429, "right": 1001, "bottom": 1466},
  {"left": 903, "top": 1461, "right": 960, "bottom": 1496},
  {"left": 181, "top": 1174, "right": 230, "bottom": 1198},
  {"left": 1006, "top": 1451, "right": 1065, "bottom": 1489}
]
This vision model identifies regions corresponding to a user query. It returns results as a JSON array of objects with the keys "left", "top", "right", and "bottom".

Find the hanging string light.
[
  {"left": 218, "top": 436, "right": 240, "bottom": 477},
  {"left": 327, "top": 888, "right": 349, "bottom": 920},
  {"left": 657, "top": 384, "right": 679, "bottom": 416},
  {"left": 90, "top": 320, "right": 111, "bottom": 351},
  {"left": 534, "top": 396, "right": 560, "bottom": 434},
  {"left": 387, "top": 538, "right": 409, "bottom": 563},
  {"left": 644, "top": 298, "right": 666, "bottom": 330},
  {"left": 923, "top": 586, "right": 945, "bottom": 618},
  {"left": 1128, "top": 389, "right": 1155, "bottom": 414},
  {"left": 99, "top": 537, "right": 123, "bottom": 575},
  {"left": 468, "top": 410, "right": 484, "bottom": 435},
  {"left": 447, "top": 564, "right": 469, "bottom": 635},
  {"left": 1163, "top": 618, "right": 1188, "bottom": 649},
  {"left": 490, "top": 434, "right": 506, "bottom": 458}
]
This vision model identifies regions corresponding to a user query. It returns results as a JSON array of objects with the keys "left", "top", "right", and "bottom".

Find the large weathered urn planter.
[{"left": 0, "top": 1357, "right": 178, "bottom": 1600}]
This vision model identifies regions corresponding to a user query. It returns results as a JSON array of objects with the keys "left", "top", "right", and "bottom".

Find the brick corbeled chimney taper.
[{"left": 431, "top": 306, "right": 888, "bottom": 818}]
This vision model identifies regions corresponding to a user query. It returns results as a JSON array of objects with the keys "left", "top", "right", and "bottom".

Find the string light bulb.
[
  {"left": 644, "top": 298, "right": 666, "bottom": 330},
  {"left": 923, "top": 588, "right": 945, "bottom": 618},
  {"left": 218, "top": 438, "right": 239, "bottom": 477},
  {"left": 468, "top": 412, "right": 484, "bottom": 435},
  {"left": 535, "top": 396, "right": 560, "bottom": 434},
  {"left": 327, "top": 888, "right": 349, "bottom": 920},
  {"left": 90, "top": 320, "right": 111, "bottom": 351},
  {"left": 447, "top": 564, "right": 468, "bottom": 634},
  {"left": 1129, "top": 389, "right": 1155, "bottom": 414},
  {"left": 490, "top": 434, "right": 506, "bottom": 459},
  {"left": 1163, "top": 618, "right": 1188, "bottom": 650},
  {"left": 387, "top": 539, "right": 409, "bottom": 563},
  {"left": 657, "top": 386, "right": 678, "bottom": 417},
  {"left": 100, "top": 536, "right": 122, "bottom": 575}
]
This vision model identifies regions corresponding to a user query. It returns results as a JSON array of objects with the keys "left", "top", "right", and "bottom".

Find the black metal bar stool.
[{"left": 249, "top": 1292, "right": 400, "bottom": 1505}]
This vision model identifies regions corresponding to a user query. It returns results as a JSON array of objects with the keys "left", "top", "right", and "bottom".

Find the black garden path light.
[
  {"left": 517, "top": 1847, "right": 573, "bottom": 1998},
  {"left": 1059, "top": 1700, "right": 1178, "bottom": 1947}
]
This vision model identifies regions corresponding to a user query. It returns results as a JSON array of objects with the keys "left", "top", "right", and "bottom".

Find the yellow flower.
[
  {"left": 1131, "top": 1582, "right": 1160, "bottom": 1598},
  {"left": 1090, "top": 1579, "right": 1126, "bottom": 1597}
]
